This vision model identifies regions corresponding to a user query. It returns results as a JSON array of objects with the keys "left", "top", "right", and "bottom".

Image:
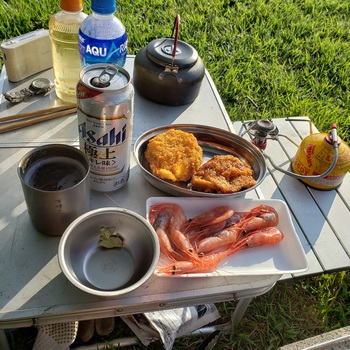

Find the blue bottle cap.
[{"left": 91, "top": 0, "right": 116, "bottom": 14}]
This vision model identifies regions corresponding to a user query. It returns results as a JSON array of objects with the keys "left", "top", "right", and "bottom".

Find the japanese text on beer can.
[{"left": 76, "top": 64, "right": 134, "bottom": 192}]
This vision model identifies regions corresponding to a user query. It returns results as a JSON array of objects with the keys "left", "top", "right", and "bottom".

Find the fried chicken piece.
[
  {"left": 145, "top": 129, "right": 203, "bottom": 182},
  {"left": 190, "top": 155, "right": 256, "bottom": 193}
]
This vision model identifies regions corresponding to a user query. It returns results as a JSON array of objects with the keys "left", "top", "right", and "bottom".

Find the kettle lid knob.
[{"left": 146, "top": 38, "right": 199, "bottom": 68}]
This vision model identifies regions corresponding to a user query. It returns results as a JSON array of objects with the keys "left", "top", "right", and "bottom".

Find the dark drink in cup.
[
  {"left": 18, "top": 144, "right": 91, "bottom": 236},
  {"left": 23, "top": 157, "right": 87, "bottom": 191}
]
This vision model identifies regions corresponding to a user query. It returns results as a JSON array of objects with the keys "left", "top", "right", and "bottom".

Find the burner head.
[
  {"left": 248, "top": 119, "right": 279, "bottom": 137},
  {"left": 245, "top": 119, "right": 279, "bottom": 150}
]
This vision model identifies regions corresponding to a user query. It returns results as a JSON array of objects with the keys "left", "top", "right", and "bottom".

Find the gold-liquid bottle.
[{"left": 49, "top": 0, "right": 87, "bottom": 103}]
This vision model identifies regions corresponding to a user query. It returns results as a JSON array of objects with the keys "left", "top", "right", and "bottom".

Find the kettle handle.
[{"left": 170, "top": 14, "right": 181, "bottom": 68}]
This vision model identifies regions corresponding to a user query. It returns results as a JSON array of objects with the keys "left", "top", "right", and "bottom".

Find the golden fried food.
[
  {"left": 145, "top": 129, "right": 203, "bottom": 182},
  {"left": 189, "top": 155, "right": 256, "bottom": 193}
]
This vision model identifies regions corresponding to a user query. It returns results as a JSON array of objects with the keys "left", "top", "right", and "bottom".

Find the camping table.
[
  {"left": 1, "top": 56, "right": 349, "bottom": 348},
  {"left": 0, "top": 57, "right": 281, "bottom": 348}
]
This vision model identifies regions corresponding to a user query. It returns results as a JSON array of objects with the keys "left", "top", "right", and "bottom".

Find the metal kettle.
[
  {"left": 243, "top": 118, "right": 350, "bottom": 190},
  {"left": 133, "top": 14, "right": 205, "bottom": 106}
]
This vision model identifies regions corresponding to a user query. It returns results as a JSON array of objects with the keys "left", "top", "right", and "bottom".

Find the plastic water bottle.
[
  {"left": 49, "top": 0, "right": 87, "bottom": 103},
  {"left": 78, "top": 0, "right": 127, "bottom": 67}
]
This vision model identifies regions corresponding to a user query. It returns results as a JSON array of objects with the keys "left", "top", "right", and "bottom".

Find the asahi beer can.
[{"left": 77, "top": 64, "right": 134, "bottom": 192}]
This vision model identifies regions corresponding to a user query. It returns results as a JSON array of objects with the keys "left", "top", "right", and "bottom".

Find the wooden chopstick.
[
  {"left": 0, "top": 104, "right": 77, "bottom": 122},
  {"left": 0, "top": 105, "right": 77, "bottom": 133}
]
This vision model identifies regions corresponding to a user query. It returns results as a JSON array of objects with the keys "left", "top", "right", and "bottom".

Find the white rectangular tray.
[{"left": 146, "top": 197, "right": 309, "bottom": 277}]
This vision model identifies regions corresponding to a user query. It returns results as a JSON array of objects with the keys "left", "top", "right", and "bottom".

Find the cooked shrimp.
[
  {"left": 235, "top": 226, "right": 284, "bottom": 250},
  {"left": 187, "top": 220, "right": 227, "bottom": 244},
  {"left": 225, "top": 213, "right": 245, "bottom": 226},
  {"left": 149, "top": 203, "right": 200, "bottom": 261},
  {"left": 170, "top": 228, "right": 199, "bottom": 260},
  {"left": 184, "top": 206, "right": 238, "bottom": 245},
  {"left": 158, "top": 226, "right": 284, "bottom": 275},
  {"left": 183, "top": 206, "right": 234, "bottom": 233},
  {"left": 196, "top": 226, "right": 242, "bottom": 255},
  {"left": 157, "top": 246, "right": 238, "bottom": 275},
  {"left": 151, "top": 212, "right": 176, "bottom": 259},
  {"left": 201, "top": 226, "right": 284, "bottom": 263},
  {"left": 235, "top": 205, "right": 279, "bottom": 233},
  {"left": 157, "top": 255, "right": 221, "bottom": 275},
  {"left": 195, "top": 206, "right": 278, "bottom": 255},
  {"left": 157, "top": 260, "right": 203, "bottom": 275}
]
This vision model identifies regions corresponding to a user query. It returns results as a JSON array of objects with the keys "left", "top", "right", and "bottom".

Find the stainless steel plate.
[{"left": 133, "top": 124, "right": 267, "bottom": 197}]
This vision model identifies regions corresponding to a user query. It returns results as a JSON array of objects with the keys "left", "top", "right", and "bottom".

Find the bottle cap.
[
  {"left": 91, "top": 0, "right": 116, "bottom": 14},
  {"left": 60, "top": 0, "right": 83, "bottom": 12}
]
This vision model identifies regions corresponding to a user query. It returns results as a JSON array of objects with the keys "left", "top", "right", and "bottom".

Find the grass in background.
[
  {"left": 1, "top": 0, "right": 350, "bottom": 348},
  {"left": 1, "top": 0, "right": 348, "bottom": 140}
]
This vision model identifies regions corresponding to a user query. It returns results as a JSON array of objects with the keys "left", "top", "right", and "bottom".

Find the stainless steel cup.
[{"left": 18, "top": 144, "right": 91, "bottom": 236}]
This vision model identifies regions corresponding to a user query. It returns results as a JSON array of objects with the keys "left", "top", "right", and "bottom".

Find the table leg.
[
  {"left": 0, "top": 329, "right": 10, "bottom": 350},
  {"left": 191, "top": 296, "right": 255, "bottom": 338},
  {"left": 231, "top": 297, "right": 254, "bottom": 328}
]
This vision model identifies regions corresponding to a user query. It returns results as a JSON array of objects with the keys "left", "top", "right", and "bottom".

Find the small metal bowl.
[
  {"left": 58, "top": 208, "right": 160, "bottom": 297},
  {"left": 134, "top": 124, "right": 267, "bottom": 197}
]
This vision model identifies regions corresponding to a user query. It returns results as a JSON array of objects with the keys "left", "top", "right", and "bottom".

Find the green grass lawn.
[
  {"left": 1, "top": 0, "right": 349, "bottom": 142},
  {"left": 1, "top": 0, "right": 350, "bottom": 349}
]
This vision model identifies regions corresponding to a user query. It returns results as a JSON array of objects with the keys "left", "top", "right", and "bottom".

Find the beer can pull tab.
[{"left": 91, "top": 66, "right": 119, "bottom": 88}]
